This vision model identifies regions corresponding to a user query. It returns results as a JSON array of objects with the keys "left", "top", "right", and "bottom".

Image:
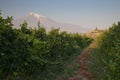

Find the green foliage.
[
  {"left": 0, "top": 14, "right": 92, "bottom": 80},
  {"left": 89, "top": 22, "right": 120, "bottom": 80}
]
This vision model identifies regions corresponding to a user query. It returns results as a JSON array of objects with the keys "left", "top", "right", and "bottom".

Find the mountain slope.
[{"left": 13, "top": 12, "right": 88, "bottom": 33}]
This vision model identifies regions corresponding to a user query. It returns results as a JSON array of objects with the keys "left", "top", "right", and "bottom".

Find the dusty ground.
[{"left": 67, "top": 42, "right": 96, "bottom": 80}]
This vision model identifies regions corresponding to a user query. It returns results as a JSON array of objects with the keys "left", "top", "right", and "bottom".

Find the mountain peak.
[{"left": 29, "top": 12, "right": 46, "bottom": 18}]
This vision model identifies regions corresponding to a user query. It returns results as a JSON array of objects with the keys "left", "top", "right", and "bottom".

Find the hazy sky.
[{"left": 0, "top": 0, "right": 120, "bottom": 29}]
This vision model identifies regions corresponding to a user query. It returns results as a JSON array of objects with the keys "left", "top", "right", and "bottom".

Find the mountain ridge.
[{"left": 13, "top": 12, "right": 89, "bottom": 33}]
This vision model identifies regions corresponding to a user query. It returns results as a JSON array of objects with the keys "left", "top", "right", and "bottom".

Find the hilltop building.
[{"left": 85, "top": 27, "right": 104, "bottom": 39}]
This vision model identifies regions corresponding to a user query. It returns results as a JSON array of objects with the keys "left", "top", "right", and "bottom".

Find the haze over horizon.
[{"left": 0, "top": 0, "right": 120, "bottom": 30}]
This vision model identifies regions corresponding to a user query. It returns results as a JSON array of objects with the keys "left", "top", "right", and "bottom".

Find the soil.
[{"left": 67, "top": 42, "right": 96, "bottom": 80}]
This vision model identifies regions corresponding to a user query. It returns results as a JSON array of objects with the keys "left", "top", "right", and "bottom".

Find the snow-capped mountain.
[{"left": 13, "top": 12, "right": 88, "bottom": 33}]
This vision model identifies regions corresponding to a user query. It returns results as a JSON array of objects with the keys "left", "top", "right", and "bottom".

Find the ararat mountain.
[{"left": 13, "top": 12, "right": 88, "bottom": 33}]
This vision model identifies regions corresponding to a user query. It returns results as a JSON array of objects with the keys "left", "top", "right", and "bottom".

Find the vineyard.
[
  {"left": 0, "top": 12, "right": 120, "bottom": 80},
  {"left": 0, "top": 14, "right": 93, "bottom": 80},
  {"left": 87, "top": 22, "right": 120, "bottom": 80}
]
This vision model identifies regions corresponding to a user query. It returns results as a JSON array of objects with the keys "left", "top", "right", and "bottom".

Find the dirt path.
[{"left": 67, "top": 42, "right": 96, "bottom": 80}]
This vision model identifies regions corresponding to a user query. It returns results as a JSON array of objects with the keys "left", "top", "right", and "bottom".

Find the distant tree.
[{"left": 20, "top": 20, "right": 31, "bottom": 34}]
